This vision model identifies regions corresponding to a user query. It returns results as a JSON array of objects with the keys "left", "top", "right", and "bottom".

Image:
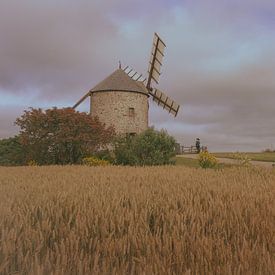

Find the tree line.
[{"left": 0, "top": 107, "right": 177, "bottom": 166}]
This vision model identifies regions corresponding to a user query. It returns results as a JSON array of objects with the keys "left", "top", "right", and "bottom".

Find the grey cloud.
[{"left": 0, "top": 0, "right": 119, "bottom": 99}]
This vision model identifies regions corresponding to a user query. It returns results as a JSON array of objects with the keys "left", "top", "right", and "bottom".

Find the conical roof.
[{"left": 91, "top": 69, "right": 148, "bottom": 95}]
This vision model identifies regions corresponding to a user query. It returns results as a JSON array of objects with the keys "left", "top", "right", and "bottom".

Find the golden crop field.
[{"left": 0, "top": 166, "right": 275, "bottom": 274}]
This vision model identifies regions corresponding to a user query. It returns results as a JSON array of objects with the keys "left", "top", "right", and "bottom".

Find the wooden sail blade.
[
  {"left": 73, "top": 91, "right": 91, "bottom": 109},
  {"left": 123, "top": 65, "right": 147, "bottom": 83},
  {"left": 150, "top": 88, "right": 180, "bottom": 117},
  {"left": 147, "top": 33, "right": 166, "bottom": 89}
]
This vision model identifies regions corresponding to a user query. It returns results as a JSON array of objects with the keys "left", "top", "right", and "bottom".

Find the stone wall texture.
[{"left": 90, "top": 91, "right": 149, "bottom": 135}]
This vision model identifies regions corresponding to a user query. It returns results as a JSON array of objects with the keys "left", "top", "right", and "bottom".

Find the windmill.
[{"left": 73, "top": 33, "right": 180, "bottom": 135}]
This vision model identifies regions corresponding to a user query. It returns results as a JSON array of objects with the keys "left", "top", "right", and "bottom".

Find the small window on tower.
[{"left": 129, "top": 107, "right": 135, "bottom": 117}]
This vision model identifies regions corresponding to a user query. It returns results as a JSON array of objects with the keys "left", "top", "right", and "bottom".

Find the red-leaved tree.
[{"left": 15, "top": 107, "right": 114, "bottom": 165}]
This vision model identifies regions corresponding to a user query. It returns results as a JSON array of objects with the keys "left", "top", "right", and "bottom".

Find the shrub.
[
  {"left": 263, "top": 148, "right": 275, "bottom": 153},
  {"left": 94, "top": 150, "right": 115, "bottom": 163},
  {"left": 198, "top": 151, "right": 218, "bottom": 168},
  {"left": 233, "top": 153, "right": 251, "bottom": 167},
  {"left": 82, "top": 156, "right": 109, "bottom": 166},
  {"left": 0, "top": 136, "right": 25, "bottom": 166},
  {"left": 113, "top": 128, "right": 176, "bottom": 166},
  {"left": 27, "top": 160, "right": 38, "bottom": 166}
]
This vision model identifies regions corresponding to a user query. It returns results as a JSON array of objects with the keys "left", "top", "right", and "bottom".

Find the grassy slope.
[{"left": 213, "top": 152, "right": 275, "bottom": 162}]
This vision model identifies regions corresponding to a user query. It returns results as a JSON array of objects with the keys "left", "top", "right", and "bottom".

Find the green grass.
[
  {"left": 174, "top": 157, "right": 200, "bottom": 168},
  {"left": 213, "top": 152, "right": 275, "bottom": 162},
  {"left": 174, "top": 156, "right": 235, "bottom": 169}
]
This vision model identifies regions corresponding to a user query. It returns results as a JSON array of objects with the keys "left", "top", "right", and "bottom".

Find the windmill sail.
[
  {"left": 123, "top": 66, "right": 147, "bottom": 83},
  {"left": 73, "top": 90, "right": 91, "bottom": 109},
  {"left": 150, "top": 88, "right": 180, "bottom": 117},
  {"left": 147, "top": 33, "right": 166, "bottom": 88}
]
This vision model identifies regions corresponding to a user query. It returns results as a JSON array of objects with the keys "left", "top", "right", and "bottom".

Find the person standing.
[{"left": 196, "top": 138, "right": 201, "bottom": 153}]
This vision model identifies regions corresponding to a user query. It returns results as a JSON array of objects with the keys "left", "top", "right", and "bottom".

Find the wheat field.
[{"left": 0, "top": 166, "right": 275, "bottom": 274}]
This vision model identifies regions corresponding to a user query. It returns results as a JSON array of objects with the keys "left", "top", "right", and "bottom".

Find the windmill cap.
[{"left": 90, "top": 69, "right": 148, "bottom": 95}]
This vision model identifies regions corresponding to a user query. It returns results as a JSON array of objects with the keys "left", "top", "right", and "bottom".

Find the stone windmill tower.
[{"left": 73, "top": 33, "right": 180, "bottom": 136}]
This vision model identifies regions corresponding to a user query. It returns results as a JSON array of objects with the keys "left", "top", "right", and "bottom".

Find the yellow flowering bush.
[
  {"left": 82, "top": 156, "right": 109, "bottom": 166},
  {"left": 198, "top": 151, "right": 218, "bottom": 169},
  {"left": 233, "top": 153, "right": 251, "bottom": 167},
  {"left": 27, "top": 160, "right": 38, "bottom": 166}
]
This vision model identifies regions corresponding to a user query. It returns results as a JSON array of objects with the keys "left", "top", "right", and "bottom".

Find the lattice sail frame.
[
  {"left": 122, "top": 32, "right": 180, "bottom": 118},
  {"left": 150, "top": 88, "right": 180, "bottom": 117},
  {"left": 147, "top": 33, "right": 166, "bottom": 88},
  {"left": 123, "top": 66, "right": 147, "bottom": 83}
]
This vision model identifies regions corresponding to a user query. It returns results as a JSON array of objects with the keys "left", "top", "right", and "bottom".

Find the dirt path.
[{"left": 178, "top": 154, "right": 275, "bottom": 169}]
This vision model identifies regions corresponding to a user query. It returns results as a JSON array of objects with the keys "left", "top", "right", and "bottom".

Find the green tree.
[
  {"left": 0, "top": 136, "right": 25, "bottom": 166},
  {"left": 15, "top": 107, "right": 114, "bottom": 165},
  {"left": 114, "top": 128, "right": 176, "bottom": 166}
]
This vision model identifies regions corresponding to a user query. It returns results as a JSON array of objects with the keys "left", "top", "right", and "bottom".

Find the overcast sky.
[{"left": 0, "top": 0, "right": 274, "bottom": 151}]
